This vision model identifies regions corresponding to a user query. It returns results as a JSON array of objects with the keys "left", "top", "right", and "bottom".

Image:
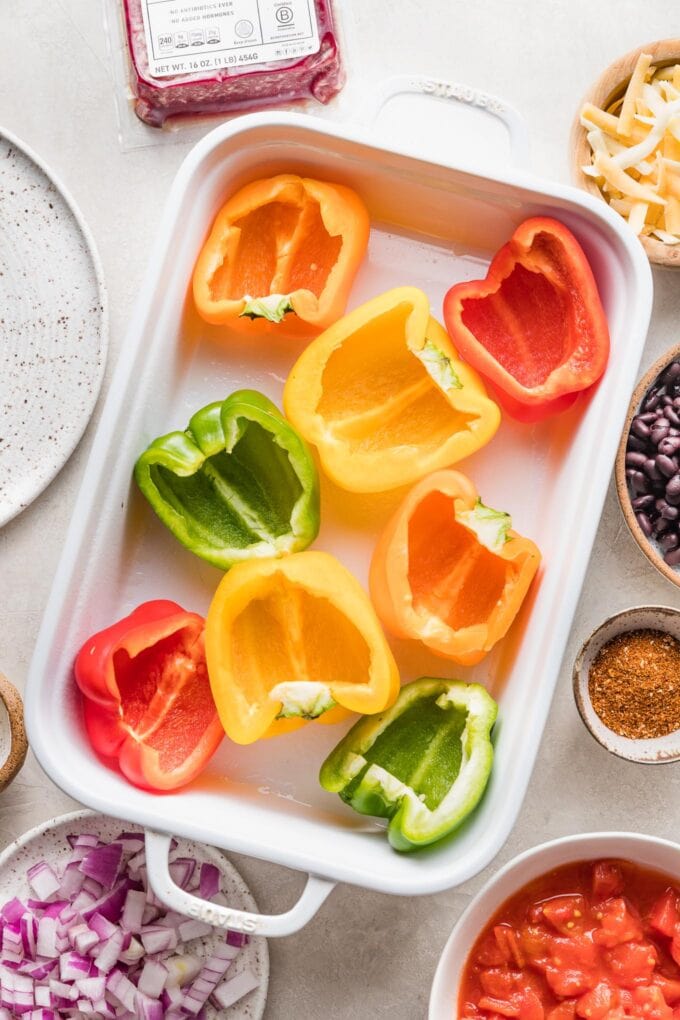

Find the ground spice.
[{"left": 589, "top": 628, "right": 680, "bottom": 739}]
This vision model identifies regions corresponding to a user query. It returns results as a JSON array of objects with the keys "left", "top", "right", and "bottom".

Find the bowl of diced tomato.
[{"left": 429, "top": 832, "right": 680, "bottom": 1019}]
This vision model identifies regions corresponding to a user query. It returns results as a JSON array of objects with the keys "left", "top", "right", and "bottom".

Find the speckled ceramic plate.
[
  {"left": 0, "top": 128, "right": 107, "bottom": 527},
  {"left": 0, "top": 810, "right": 269, "bottom": 1018}
]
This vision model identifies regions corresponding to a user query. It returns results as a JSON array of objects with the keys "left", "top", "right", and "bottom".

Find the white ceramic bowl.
[{"left": 428, "top": 831, "right": 680, "bottom": 1019}]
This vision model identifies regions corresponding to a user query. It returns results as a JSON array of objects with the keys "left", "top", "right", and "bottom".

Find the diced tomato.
[
  {"left": 632, "top": 985, "right": 674, "bottom": 1019},
  {"left": 477, "top": 933, "right": 509, "bottom": 967},
  {"left": 576, "top": 982, "right": 617, "bottom": 1019},
  {"left": 592, "top": 862, "right": 625, "bottom": 900},
  {"left": 541, "top": 896, "right": 587, "bottom": 936},
  {"left": 650, "top": 890, "right": 680, "bottom": 939},
  {"left": 545, "top": 963, "right": 597, "bottom": 997},
  {"left": 593, "top": 898, "right": 644, "bottom": 947},
  {"left": 672, "top": 932, "right": 680, "bottom": 968},
  {"left": 495, "top": 925, "right": 526, "bottom": 968},
  {"left": 480, "top": 970, "right": 523, "bottom": 998},
  {"left": 655, "top": 975, "right": 680, "bottom": 1005},
  {"left": 478, "top": 997, "right": 520, "bottom": 1017},
  {"left": 520, "top": 926, "right": 554, "bottom": 967},
  {"left": 606, "top": 941, "right": 657, "bottom": 988},
  {"left": 546, "top": 1005, "right": 576, "bottom": 1020},
  {"left": 517, "top": 990, "right": 544, "bottom": 1020}
]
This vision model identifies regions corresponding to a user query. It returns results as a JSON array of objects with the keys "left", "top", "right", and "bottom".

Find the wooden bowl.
[
  {"left": 571, "top": 38, "right": 680, "bottom": 268},
  {"left": 0, "top": 674, "right": 27, "bottom": 791},
  {"left": 615, "top": 342, "right": 680, "bottom": 587}
]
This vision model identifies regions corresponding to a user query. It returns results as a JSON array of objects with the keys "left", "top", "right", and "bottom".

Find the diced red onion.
[
  {"left": 79, "top": 843, "right": 123, "bottom": 893},
  {"left": 211, "top": 967, "right": 260, "bottom": 1009},
  {"left": 120, "top": 890, "right": 145, "bottom": 934},
  {"left": 27, "top": 864, "right": 60, "bottom": 903},
  {"left": 226, "top": 929, "right": 250, "bottom": 948},
  {"left": 177, "top": 919, "right": 212, "bottom": 943},
  {"left": 198, "top": 864, "right": 220, "bottom": 902},
  {"left": 0, "top": 830, "right": 252, "bottom": 1019}
]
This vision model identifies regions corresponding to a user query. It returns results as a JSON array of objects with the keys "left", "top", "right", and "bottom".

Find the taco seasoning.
[{"left": 588, "top": 628, "right": 680, "bottom": 739}]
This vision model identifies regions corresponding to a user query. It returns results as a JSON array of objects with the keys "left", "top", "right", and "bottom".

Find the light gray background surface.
[{"left": 1, "top": 2, "right": 680, "bottom": 1017}]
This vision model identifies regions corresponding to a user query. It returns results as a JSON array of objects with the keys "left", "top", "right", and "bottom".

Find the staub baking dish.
[{"left": 25, "top": 77, "right": 652, "bottom": 936}]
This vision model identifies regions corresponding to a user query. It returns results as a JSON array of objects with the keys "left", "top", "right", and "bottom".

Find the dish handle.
[
  {"left": 365, "top": 74, "right": 530, "bottom": 169},
  {"left": 145, "top": 829, "right": 336, "bottom": 937}
]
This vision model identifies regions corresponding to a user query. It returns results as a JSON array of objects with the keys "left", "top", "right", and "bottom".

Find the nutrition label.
[{"left": 140, "top": 0, "right": 320, "bottom": 78}]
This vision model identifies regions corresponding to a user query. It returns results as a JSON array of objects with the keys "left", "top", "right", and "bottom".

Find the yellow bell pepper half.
[
  {"left": 205, "top": 551, "right": 400, "bottom": 744},
  {"left": 283, "top": 287, "right": 501, "bottom": 493}
]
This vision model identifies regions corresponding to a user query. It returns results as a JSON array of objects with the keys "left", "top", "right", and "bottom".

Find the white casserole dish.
[
  {"left": 25, "top": 77, "right": 653, "bottom": 936},
  {"left": 428, "top": 831, "right": 680, "bottom": 1019}
]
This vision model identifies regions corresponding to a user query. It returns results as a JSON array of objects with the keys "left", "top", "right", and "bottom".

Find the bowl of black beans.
[{"left": 616, "top": 345, "right": 680, "bottom": 586}]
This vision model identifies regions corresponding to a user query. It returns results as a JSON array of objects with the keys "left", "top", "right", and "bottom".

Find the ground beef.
[{"left": 123, "top": 0, "right": 344, "bottom": 127}]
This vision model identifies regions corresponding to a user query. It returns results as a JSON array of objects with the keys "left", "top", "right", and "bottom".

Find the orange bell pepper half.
[
  {"left": 369, "top": 471, "right": 541, "bottom": 665},
  {"left": 74, "top": 600, "right": 224, "bottom": 791},
  {"left": 283, "top": 287, "right": 500, "bottom": 493},
  {"left": 192, "top": 174, "right": 370, "bottom": 340},
  {"left": 205, "top": 551, "right": 400, "bottom": 744},
  {"left": 442, "top": 217, "right": 610, "bottom": 422}
]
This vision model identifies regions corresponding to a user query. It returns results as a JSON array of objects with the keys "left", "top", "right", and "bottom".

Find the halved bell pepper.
[
  {"left": 134, "top": 389, "right": 319, "bottom": 570},
  {"left": 192, "top": 174, "right": 370, "bottom": 340},
  {"left": 283, "top": 287, "right": 500, "bottom": 493},
  {"left": 442, "top": 217, "right": 610, "bottom": 422},
  {"left": 369, "top": 470, "right": 541, "bottom": 665},
  {"left": 205, "top": 551, "right": 400, "bottom": 744},
  {"left": 320, "top": 678, "right": 497, "bottom": 852},
  {"left": 74, "top": 600, "right": 224, "bottom": 791}
]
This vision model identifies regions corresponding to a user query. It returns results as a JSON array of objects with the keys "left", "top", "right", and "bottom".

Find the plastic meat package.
[{"left": 120, "top": 0, "right": 344, "bottom": 127}]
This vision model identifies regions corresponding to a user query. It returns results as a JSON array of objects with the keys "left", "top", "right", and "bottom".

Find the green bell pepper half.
[
  {"left": 319, "top": 678, "right": 497, "bottom": 852},
  {"left": 134, "top": 389, "right": 320, "bottom": 570}
]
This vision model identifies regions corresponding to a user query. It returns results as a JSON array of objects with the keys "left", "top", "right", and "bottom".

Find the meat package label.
[{"left": 140, "top": 0, "right": 321, "bottom": 78}]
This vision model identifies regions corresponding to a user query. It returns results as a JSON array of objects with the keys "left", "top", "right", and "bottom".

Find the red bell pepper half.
[
  {"left": 74, "top": 600, "right": 224, "bottom": 792},
  {"left": 443, "top": 217, "right": 610, "bottom": 422}
]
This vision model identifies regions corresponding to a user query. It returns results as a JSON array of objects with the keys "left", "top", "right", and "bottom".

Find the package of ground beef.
[{"left": 121, "top": 0, "right": 344, "bottom": 127}]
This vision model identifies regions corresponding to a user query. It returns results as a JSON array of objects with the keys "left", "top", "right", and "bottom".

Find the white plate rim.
[{"left": 0, "top": 125, "right": 109, "bottom": 527}]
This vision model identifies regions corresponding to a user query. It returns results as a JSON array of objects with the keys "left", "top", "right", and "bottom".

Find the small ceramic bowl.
[
  {"left": 0, "top": 673, "right": 27, "bottom": 791},
  {"left": 615, "top": 342, "right": 680, "bottom": 588},
  {"left": 571, "top": 38, "right": 680, "bottom": 268},
  {"left": 428, "top": 831, "right": 680, "bottom": 1019},
  {"left": 573, "top": 605, "right": 680, "bottom": 763}
]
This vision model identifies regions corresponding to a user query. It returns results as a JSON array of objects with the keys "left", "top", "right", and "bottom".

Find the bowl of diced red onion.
[
  {"left": 616, "top": 343, "right": 680, "bottom": 587},
  {"left": 0, "top": 810, "right": 268, "bottom": 1018}
]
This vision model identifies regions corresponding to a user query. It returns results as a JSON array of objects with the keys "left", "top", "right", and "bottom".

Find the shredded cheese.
[{"left": 581, "top": 54, "right": 680, "bottom": 244}]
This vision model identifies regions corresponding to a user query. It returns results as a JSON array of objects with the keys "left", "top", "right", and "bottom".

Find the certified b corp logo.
[{"left": 276, "top": 6, "right": 294, "bottom": 24}]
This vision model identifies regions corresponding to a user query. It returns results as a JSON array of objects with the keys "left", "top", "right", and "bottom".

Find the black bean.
[
  {"left": 665, "top": 547, "right": 680, "bottom": 567},
  {"left": 659, "top": 437, "right": 680, "bottom": 456},
  {"left": 665, "top": 408, "right": 680, "bottom": 428},
  {"left": 637, "top": 412, "right": 657, "bottom": 423},
  {"left": 655, "top": 516, "right": 672, "bottom": 534},
  {"left": 631, "top": 471, "right": 651, "bottom": 493},
  {"left": 662, "top": 505, "right": 680, "bottom": 520},
  {"left": 644, "top": 459, "right": 663, "bottom": 481},
  {"left": 667, "top": 474, "right": 680, "bottom": 497},
  {"left": 661, "top": 532, "right": 680, "bottom": 552},
  {"left": 657, "top": 455, "right": 677, "bottom": 477},
  {"left": 670, "top": 428, "right": 680, "bottom": 437},
  {"left": 631, "top": 419, "right": 652, "bottom": 439},
  {"left": 627, "top": 435, "right": 648, "bottom": 452},
  {"left": 636, "top": 512, "right": 654, "bottom": 537},
  {"left": 663, "top": 395, "right": 675, "bottom": 406},
  {"left": 632, "top": 494, "right": 655, "bottom": 510},
  {"left": 651, "top": 427, "right": 670, "bottom": 445},
  {"left": 645, "top": 393, "right": 662, "bottom": 410},
  {"left": 625, "top": 451, "right": 647, "bottom": 467},
  {"left": 664, "top": 363, "right": 680, "bottom": 384}
]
